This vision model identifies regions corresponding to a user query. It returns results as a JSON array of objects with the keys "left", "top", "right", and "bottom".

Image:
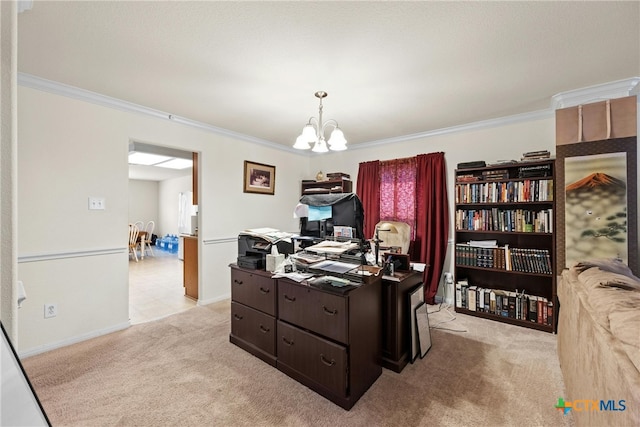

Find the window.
[{"left": 379, "top": 157, "right": 417, "bottom": 239}]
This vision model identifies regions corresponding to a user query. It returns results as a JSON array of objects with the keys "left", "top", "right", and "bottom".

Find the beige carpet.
[{"left": 22, "top": 301, "right": 574, "bottom": 427}]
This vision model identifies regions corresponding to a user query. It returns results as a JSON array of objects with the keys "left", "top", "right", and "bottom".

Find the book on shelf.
[
  {"left": 469, "top": 239, "right": 498, "bottom": 248},
  {"left": 468, "top": 286, "right": 477, "bottom": 311},
  {"left": 518, "top": 163, "right": 552, "bottom": 178},
  {"left": 521, "top": 150, "right": 551, "bottom": 162},
  {"left": 481, "top": 169, "right": 510, "bottom": 180},
  {"left": 456, "top": 174, "right": 480, "bottom": 182},
  {"left": 455, "top": 279, "right": 468, "bottom": 309},
  {"left": 522, "top": 150, "right": 550, "bottom": 158},
  {"left": 326, "top": 172, "right": 351, "bottom": 180}
]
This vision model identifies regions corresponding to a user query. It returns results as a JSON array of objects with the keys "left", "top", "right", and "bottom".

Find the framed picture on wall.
[{"left": 243, "top": 160, "right": 276, "bottom": 195}]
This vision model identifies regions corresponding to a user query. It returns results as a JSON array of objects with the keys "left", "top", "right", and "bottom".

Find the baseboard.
[
  {"left": 19, "top": 321, "right": 131, "bottom": 358},
  {"left": 198, "top": 293, "right": 231, "bottom": 306}
]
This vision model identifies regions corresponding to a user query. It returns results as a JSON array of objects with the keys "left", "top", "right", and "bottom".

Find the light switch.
[{"left": 88, "top": 197, "right": 106, "bottom": 210}]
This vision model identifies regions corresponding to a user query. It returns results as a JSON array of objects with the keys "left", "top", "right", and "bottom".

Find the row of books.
[
  {"left": 455, "top": 280, "right": 554, "bottom": 326},
  {"left": 455, "top": 208, "right": 553, "bottom": 233},
  {"left": 455, "top": 243, "right": 553, "bottom": 274},
  {"left": 455, "top": 179, "right": 553, "bottom": 204},
  {"left": 481, "top": 168, "right": 510, "bottom": 180}
]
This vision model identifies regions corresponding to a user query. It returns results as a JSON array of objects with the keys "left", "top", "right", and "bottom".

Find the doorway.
[{"left": 127, "top": 142, "right": 199, "bottom": 324}]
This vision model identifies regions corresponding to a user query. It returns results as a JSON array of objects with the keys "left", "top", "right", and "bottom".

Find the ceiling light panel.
[
  {"left": 154, "top": 158, "right": 193, "bottom": 169},
  {"left": 128, "top": 152, "right": 172, "bottom": 165}
]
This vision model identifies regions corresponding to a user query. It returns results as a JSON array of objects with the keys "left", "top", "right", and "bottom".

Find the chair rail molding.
[{"left": 18, "top": 247, "right": 126, "bottom": 263}]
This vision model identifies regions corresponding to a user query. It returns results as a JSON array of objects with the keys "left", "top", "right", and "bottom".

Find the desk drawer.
[
  {"left": 277, "top": 321, "right": 347, "bottom": 396},
  {"left": 231, "top": 269, "right": 276, "bottom": 316},
  {"left": 231, "top": 302, "right": 276, "bottom": 356},
  {"left": 278, "top": 280, "right": 347, "bottom": 343}
]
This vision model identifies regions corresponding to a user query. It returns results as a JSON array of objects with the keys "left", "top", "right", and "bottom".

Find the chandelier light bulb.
[
  {"left": 293, "top": 134, "right": 311, "bottom": 150},
  {"left": 312, "top": 139, "right": 329, "bottom": 153},
  {"left": 301, "top": 124, "right": 318, "bottom": 143},
  {"left": 327, "top": 127, "right": 347, "bottom": 148}
]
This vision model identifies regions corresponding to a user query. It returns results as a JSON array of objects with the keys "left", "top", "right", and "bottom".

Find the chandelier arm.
[{"left": 320, "top": 118, "right": 340, "bottom": 135}]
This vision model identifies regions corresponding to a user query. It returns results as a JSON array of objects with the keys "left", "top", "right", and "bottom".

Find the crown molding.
[
  {"left": 17, "top": 73, "right": 299, "bottom": 154},
  {"left": 551, "top": 77, "right": 640, "bottom": 110},
  {"left": 352, "top": 108, "right": 554, "bottom": 150}
]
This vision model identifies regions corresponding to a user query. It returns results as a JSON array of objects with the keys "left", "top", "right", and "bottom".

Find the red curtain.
[
  {"left": 356, "top": 161, "right": 380, "bottom": 239},
  {"left": 415, "top": 153, "right": 449, "bottom": 304}
]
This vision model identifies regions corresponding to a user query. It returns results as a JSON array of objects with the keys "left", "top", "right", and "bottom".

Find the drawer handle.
[
  {"left": 282, "top": 337, "right": 294, "bottom": 346},
  {"left": 259, "top": 287, "right": 270, "bottom": 294},
  {"left": 259, "top": 324, "right": 270, "bottom": 333},
  {"left": 233, "top": 314, "right": 243, "bottom": 320},
  {"left": 233, "top": 279, "right": 243, "bottom": 285},
  {"left": 320, "top": 354, "right": 336, "bottom": 367},
  {"left": 323, "top": 306, "right": 337, "bottom": 315},
  {"left": 284, "top": 294, "right": 296, "bottom": 302}
]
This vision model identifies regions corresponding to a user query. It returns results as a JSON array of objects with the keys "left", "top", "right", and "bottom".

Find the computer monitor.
[{"left": 299, "top": 193, "right": 364, "bottom": 239}]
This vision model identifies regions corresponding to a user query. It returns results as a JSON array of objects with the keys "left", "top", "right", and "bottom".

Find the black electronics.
[
  {"left": 237, "top": 233, "right": 293, "bottom": 270},
  {"left": 457, "top": 160, "right": 486, "bottom": 169},
  {"left": 237, "top": 255, "right": 263, "bottom": 270},
  {"left": 299, "top": 193, "right": 364, "bottom": 239}
]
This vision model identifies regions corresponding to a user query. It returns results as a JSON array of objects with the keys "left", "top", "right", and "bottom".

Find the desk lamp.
[{"left": 373, "top": 222, "right": 398, "bottom": 266}]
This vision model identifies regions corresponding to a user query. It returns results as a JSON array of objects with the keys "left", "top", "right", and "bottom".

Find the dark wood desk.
[
  {"left": 380, "top": 270, "right": 423, "bottom": 373},
  {"left": 229, "top": 264, "right": 382, "bottom": 410}
]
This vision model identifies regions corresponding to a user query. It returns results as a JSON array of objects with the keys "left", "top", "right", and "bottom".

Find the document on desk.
[
  {"left": 311, "top": 260, "right": 358, "bottom": 275},
  {"left": 271, "top": 272, "right": 314, "bottom": 282},
  {"left": 243, "top": 228, "right": 294, "bottom": 243},
  {"left": 289, "top": 252, "right": 325, "bottom": 264},
  {"left": 305, "top": 240, "right": 359, "bottom": 255}
]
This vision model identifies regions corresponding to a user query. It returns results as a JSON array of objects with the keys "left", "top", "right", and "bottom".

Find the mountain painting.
[{"left": 564, "top": 152, "right": 628, "bottom": 268}]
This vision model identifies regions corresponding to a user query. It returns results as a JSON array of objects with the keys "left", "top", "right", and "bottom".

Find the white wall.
[
  {"left": 158, "top": 174, "right": 191, "bottom": 237},
  {"left": 128, "top": 179, "right": 159, "bottom": 230}
]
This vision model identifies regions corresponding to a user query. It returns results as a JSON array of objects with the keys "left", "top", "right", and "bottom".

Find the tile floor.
[{"left": 129, "top": 247, "right": 196, "bottom": 324}]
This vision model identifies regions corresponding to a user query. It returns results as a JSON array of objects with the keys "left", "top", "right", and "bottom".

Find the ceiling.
[{"left": 17, "top": 1, "right": 640, "bottom": 150}]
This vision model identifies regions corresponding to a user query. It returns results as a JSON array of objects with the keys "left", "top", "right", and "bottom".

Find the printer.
[{"left": 237, "top": 232, "right": 293, "bottom": 270}]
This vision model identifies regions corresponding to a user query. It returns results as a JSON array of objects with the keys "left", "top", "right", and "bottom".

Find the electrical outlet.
[
  {"left": 88, "top": 197, "right": 106, "bottom": 210},
  {"left": 44, "top": 303, "right": 57, "bottom": 318}
]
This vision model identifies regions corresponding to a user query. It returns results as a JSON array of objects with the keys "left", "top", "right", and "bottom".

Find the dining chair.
[
  {"left": 128, "top": 224, "right": 140, "bottom": 262},
  {"left": 141, "top": 220, "right": 155, "bottom": 257},
  {"left": 133, "top": 220, "right": 144, "bottom": 230}
]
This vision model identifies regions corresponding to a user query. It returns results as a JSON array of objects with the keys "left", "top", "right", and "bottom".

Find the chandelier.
[{"left": 293, "top": 91, "right": 347, "bottom": 152}]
